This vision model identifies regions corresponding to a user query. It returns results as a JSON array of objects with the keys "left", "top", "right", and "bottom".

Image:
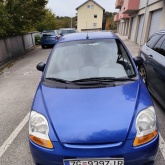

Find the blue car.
[
  {"left": 29, "top": 32, "right": 159, "bottom": 165},
  {"left": 40, "top": 30, "right": 60, "bottom": 48}
]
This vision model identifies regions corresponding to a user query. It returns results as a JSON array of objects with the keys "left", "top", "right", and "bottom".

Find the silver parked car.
[{"left": 58, "top": 28, "right": 77, "bottom": 36}]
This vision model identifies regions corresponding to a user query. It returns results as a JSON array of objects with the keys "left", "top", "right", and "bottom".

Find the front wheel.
[
  {"left": 138, "top": 65, "right": 147, "bottom": 85},
  {"left": 41, "top": 45, "right": 45, "bottom": 49}
]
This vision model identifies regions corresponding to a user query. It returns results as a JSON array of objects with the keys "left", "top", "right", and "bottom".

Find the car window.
[
  {"left": 56, "top": 30, "right": 60, "bottom": 35},
  {"left": 159, "top": 39, "right": 165, "bottom": 56},
  {"left": 62, "top": 30, "right": 76, "bottom": 34},
  {"left": 45, "top": 39, "right": 136, "bottom": 81},
  {"left": 42, "top": 31, "right": 55, "bottom": 36},
  {"left": 146, "top": 34, "right": 163, "bottom": 49},
  {"left": 54, "top": 30, "right": 58, "bottom": 35},
  {"left": 153, "top": 34, "right": 165, "bottom": 53}
]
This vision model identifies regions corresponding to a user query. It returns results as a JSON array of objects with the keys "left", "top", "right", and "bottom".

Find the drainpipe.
[{"left": 140, "top": 0, "right": 149, "bottom": 46}]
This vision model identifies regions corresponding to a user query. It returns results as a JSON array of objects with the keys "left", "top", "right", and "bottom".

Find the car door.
[
  {"left": 141, "top": 34, "right": 163, "bottom": 86},
  {"left": 141, "top": 33, "right": 165, "bottom": 108},
  {"left": 151, "top": 36, "right": 165, "bottom": 108}
]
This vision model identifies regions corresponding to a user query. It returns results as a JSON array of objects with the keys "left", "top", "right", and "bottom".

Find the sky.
[{"left": 46, "top": 0, "right": 118, "bottom": 17}]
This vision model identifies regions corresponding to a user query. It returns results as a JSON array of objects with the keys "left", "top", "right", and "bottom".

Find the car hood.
[{"left": 41, "top": 81, "right": 140, "bottom": 144}]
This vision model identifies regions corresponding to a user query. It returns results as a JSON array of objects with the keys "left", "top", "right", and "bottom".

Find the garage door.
[
  {"left": 130, "top": 17, "right": 136, "bottom": 41},
  {"left": 148, "top": 9, "right": 162, "bottom": 37},
  {"left": 137, "top": 14, "right": 144, "bottom": 45}
]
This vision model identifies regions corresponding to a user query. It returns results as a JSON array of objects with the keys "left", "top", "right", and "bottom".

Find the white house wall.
[
  {"left": 118, "top": 19, "right": 130, "bottom": 36},
  {"left": 118, "top": 0, "right": 165, "bottom": 45},
  {"left": 139, "top": 0, "right": 161, "bottom": 9},
  {"left": 140, "top": 0, "right": 165, "bottom": 44},
  {"left": 77, "top": 1, "right": 103, "bottom": 32}
]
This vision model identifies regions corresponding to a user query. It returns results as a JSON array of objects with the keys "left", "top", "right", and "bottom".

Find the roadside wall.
[{"left": 0, "top": 32, "right": 38, "bottom": 65}]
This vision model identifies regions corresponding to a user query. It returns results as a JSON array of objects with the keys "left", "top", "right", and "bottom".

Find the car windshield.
[
  {"left": 62, "top": 30, "right": 76, "bottom": 34},
  {"left": 42, "top": 31, "right": 55, "bottom": 36},
  {"left": 45, "top": 39, "right": 136, "bottom": 81}
]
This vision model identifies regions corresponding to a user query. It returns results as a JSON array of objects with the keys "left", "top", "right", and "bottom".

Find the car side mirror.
[
  {"left": 36, "top": 62, "right": 45, "bottom": 72},
  {"left": 60, "top": 32, "right": 63, "bottom": 36},
  {"left": 133, "top": 56, "right": 143, "bottom": 66}
]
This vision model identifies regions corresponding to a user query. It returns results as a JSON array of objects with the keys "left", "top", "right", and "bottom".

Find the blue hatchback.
[
  {"left": 29, "top": 32, "right": 159, "bottom": 165},
  {"left": 40, "top": 30, "right": 60, "bottom": 48}
]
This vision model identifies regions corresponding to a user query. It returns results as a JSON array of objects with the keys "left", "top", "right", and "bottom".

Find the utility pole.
[{"left": 71, "top": 17, "right": 72, "bottom": 28}]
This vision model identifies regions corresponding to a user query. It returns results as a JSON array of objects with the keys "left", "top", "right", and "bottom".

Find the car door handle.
[{"left": 149, "top": 55, "right": 153, "bottom": 59}]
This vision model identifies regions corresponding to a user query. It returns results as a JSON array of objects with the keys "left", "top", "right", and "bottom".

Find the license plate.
[
  {"left": 64, "top": 158, "right": 124, "bottom": 165},
  {"left": 45, "top": 38, "right": 52, "bottom": 40}
]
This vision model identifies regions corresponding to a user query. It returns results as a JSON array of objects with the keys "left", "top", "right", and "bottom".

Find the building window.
[
  {"left": 87, "top": 5, "right": 90, "bottom": 8},
  {"left": 94, "top": 14, "right": 97, "bottom": 18},
  {"left": 91, "top": 5, "right": 94, "bottom": 9},
  {"left": 93, "top": 23, "right": 97, "bottom": 27}
]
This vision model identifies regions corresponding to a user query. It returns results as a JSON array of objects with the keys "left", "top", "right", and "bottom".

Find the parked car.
[
  {"left": 40, "top": 30, "right": 60, "bottom": 48},
  {"left": 59, "top": 28, "right": 77, "bottom": 35},
  {"left": 138, "top": 29, "right": 165, "bottom": 109},
  {"left": 29, "top": 32, "right": 159, "bottom": 165}
]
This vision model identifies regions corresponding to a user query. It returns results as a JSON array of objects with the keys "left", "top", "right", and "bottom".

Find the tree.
[
  {"left": 0, "top": 1, "right": 13, "bottom": 36},
  {"left": 103, "top": 11, "right": 117, "bottom": 30},
  {"left": 35, "top": 9, "right": 57, "bottom": 32},
  {"left": 0, "top": 0, "right": 77, "bottom": 36},
  {"left": 2, "top": 0, "right": 48, "bottom": 35}
]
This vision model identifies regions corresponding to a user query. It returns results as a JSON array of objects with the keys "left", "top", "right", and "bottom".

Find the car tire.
[
  {"left": 138, "top": 65, "right": 147, "bottom": 85},
  {"left": 42, "top": 45, "right": 45, "bottom": 49}
]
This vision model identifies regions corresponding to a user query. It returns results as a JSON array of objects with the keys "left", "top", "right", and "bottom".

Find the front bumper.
[{"left": 29, "top": 134, "right": 159, "bottom": 165}]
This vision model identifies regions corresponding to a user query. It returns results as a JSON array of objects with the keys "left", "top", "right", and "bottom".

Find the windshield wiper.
[
  {"left": 46, "top": 77, "right": 111, "bottom": 85},
  {"left": 45, "top": 77, "right": 136, "bottom": 85},
  {"left": 46, "top": 77, "right": 71, "bottom": 84},
  {"left": 72, "top": 77, "right": 136, "bottom": 83}
]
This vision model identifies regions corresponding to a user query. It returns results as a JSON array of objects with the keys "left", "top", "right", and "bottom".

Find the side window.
[
  {"left": 159, "top": 39, "right": 165, "bottom": 57},
  {"left": 146, "top": 34, "right": 162, "bottom": 49},
  {"left": 117, "top": 41, "right": 135, "bottom": 77},
  {"left": 153, "top": 35, "right": 165, "bottom": 53},
  {"left": 91, "top": 5, "right": 94, "bottom": 9},
  {"left": 94, "top": 14, "right": 97, "bottom": 18}
]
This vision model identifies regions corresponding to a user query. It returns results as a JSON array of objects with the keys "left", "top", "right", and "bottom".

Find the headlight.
[
  {"left": 133, "top": 106, "right": 158, "bottom": 146},
  {"left": 29, "top": 111, "right": 53, "bottom": 149}
]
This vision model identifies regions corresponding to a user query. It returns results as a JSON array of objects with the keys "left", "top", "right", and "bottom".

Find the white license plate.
[{"left": 64, "top": 158, "right": 124, "bottom": 165}]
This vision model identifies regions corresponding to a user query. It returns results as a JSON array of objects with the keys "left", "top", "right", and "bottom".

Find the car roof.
[
  {"left": 43, "top": 30, "right": 57, "bottom": 32},
  {"left": 59, "top": 28, "right": 76, "bottom": 30},
  {"left": 155, "top": 29, "right": 165, "bottom": 34},
  {"left": 59, "top": 31, "right": 118, "bottom": 43}
]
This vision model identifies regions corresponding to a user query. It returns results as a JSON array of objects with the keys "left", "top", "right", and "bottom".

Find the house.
[
  {"left": 76, "top": 0, "right": 105, "bottom": 32},
  {"left": 114, "top": 0, "right": 165, "bottom": 45}
]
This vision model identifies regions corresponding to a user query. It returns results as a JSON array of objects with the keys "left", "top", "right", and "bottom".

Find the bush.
[{"left": 35, "top": 34, "right": 41, "bottom": 45}]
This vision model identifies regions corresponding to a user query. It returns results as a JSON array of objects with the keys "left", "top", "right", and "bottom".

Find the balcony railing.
[
  {"left": 114, "top": 14, "right": 120, "bottom": 22},
  {"left": 121, "top": 0, "right": 140, "bottom": 14},
  {"left": 119, "top": 13, "right": 130, "bottom": 19},
  {"left": 115, "top": 0, "right": 123, "bottom": 9}
]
